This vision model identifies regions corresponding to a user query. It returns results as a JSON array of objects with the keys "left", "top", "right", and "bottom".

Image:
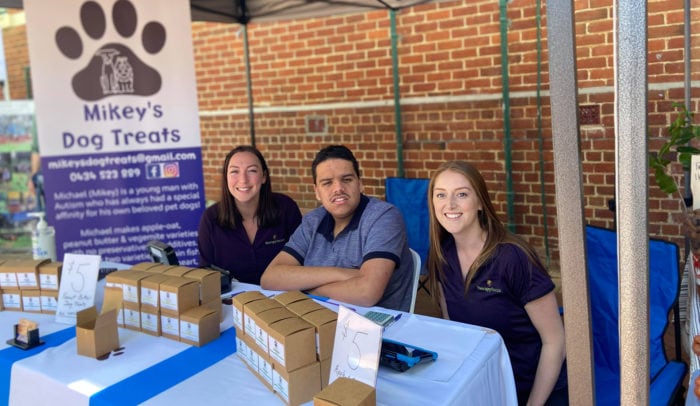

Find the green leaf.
[
  {"left": 651, "top": 102, "right": 698, "bottom": 195},
  {"left": 656, "top": 171, "right": 678, "bottom": 194},
  {"left": 677, "top": 146, "right": 700, "bottom": 154}
]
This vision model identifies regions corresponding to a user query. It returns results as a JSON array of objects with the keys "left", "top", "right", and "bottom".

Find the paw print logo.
[{"left": 55, "top": 0, "right": 166, "bottom": 101}]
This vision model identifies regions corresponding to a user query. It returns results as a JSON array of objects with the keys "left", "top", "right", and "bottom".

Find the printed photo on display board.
[{"left": 24, "top": 0, "right": 205, "bottom": 265}]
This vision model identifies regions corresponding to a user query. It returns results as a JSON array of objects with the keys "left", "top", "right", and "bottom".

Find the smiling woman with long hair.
[
  {"left": 197, "top": 145, "right": 302, "bottom": 284},
  {"left": 426, "top": 161, "right": 568, "bottom": 406}
]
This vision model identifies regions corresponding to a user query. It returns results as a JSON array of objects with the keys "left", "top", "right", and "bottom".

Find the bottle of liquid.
[{"left": 28, "top": 212, "right": 56, "bottom": 261}]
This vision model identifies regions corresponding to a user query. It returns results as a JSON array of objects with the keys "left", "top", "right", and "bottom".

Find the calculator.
[{"left": 363, "top": 310, "right": 395, "bottom": 327}]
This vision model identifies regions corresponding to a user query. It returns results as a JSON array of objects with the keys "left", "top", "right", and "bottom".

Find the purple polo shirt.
[
  {"left": 197, "top": 192, "right": 302, "bottom": 284},
  {"left": 439, "top": 236, "right": 567, "bottom": 395}
]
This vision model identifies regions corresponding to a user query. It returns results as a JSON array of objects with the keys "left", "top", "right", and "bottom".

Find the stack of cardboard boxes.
[
  {"left": 0, "top": 257, "right": 62, "bottom": 314},
  {"left": 104, "top": 262, "right": 222, "bottom": 346},
  {"left": 0, "top": 258, "right": 222, "bottom": 347},
  {"left": 232, "top": 290, "right": 338, "bottom": 406}
]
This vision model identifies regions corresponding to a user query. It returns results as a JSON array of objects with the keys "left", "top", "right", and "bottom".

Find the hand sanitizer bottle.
[{"left": 28, "top": 212, "right": 56, "bottom": 261}]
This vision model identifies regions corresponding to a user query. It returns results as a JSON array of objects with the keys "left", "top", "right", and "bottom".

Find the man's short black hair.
[{"left": 311, "top": 145, "right": 361, "bottom": 183}]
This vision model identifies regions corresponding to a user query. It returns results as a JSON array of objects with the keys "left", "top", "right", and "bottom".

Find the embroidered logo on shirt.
[
  {"left": 265, "top": 235, "right": 286, "bottom": 245},
  {"left": 476, "top": 279, "right": 502, "bottom": 294}
]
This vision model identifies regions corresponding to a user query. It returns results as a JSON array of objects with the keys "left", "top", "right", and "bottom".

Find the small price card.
[
  {"left": 55, "top": 254, "right": 100, "bottom": 324},
  {"left": 329, "top": 305, "right": 382, "bottom": 387}
]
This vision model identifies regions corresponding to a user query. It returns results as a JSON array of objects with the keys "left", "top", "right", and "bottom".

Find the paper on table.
[{"left": 382, "top": 314, "right": 486, "bottom": 382}]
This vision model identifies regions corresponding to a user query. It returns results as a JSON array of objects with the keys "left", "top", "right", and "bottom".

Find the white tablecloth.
[
  {"left": 0, "top": 311, "right": 72, "bottom": 350},
  {"left": 145, "top": 313, "right": 514, "bottom": 406},
  {"left": 6, "top": 282, "right": 517, "bottom": 405},
  {"left": 0, "top": 310, "right": 77, "bottom": 403}
]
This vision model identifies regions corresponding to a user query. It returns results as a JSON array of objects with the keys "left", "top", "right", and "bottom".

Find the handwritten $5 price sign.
[
  {"left": 55, "top": 253, "right": 101, "bottom": 324},
  {"left": 329, "top": 305, "right": 383, "bottom": 387}
]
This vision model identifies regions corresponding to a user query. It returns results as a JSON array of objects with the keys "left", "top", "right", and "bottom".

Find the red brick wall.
[
  {"left": 191, "top": 0, "right": 700, "bottom": 271},
  {"left": 4, "top": 1, "right": 700, "bottom": 273}
]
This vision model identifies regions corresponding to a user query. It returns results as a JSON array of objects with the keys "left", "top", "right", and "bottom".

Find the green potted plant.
[
  {"left": 649, "top": 102, "right": 700, "bottom": 198},
  {"left": 649, "top": 102, "right": 700, "bottom": 294}
]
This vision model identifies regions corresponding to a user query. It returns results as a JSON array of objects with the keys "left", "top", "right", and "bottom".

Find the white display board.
[{"left": 328, "top": 305, "right": 382, "bottom": 387}]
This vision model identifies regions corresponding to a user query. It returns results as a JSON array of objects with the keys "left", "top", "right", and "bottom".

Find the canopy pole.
[
  {"left": 682, "top": 0, "right": 692, "bottom": 208},
  {"left": 390, "top": 9, "right": 404, "bottom": 178},
  {"left": 243, "top": 24, "right": 256, "bottom": 147},
  {"left": 615, "top": 1, "right": 649, "bottom": 403},
  {"left": 684, "top": 0, "right": 691, "bottom": 110},
  {"left": 499, "top": 0, "right": 514, "bottom": 231},
  {"left": 535, "top": 0, "right": 551, "bottom": 266},
  {"left": 546, "top": 1, "right": 595, "bottom": 403}
]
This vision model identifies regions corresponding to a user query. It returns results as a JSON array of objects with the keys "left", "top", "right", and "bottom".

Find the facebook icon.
[{"left": 146, "top": 163, "right": 162, "bottom": 179}]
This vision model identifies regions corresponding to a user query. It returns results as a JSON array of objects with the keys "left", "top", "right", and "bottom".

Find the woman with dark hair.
[
  {"left": 197, "top": 145, "right": 302, "bottom": 284},
  {"left": 426, "top": 161, "right": 567, "bottom": 406}
]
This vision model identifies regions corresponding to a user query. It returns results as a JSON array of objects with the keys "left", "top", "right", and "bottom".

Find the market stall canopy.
[
  {"left": 0, "top": 0, "right": 448, "bottom": 23},
  {"left": 190, "top": 0, "right": 448, "bottom": 23}
]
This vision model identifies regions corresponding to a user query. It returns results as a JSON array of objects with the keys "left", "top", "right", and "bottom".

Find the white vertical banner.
[{"left": 25, "top": 0, "right": 204, "bottom": 265}]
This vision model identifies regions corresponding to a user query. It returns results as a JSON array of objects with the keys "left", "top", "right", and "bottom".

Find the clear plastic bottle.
[{"left": 28, "top": 212, "right": 56, "bottom": 261}]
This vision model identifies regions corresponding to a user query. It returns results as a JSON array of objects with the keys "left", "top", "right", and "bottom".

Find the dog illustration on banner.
[
  {"left": 96, "top": 49, "right": 134, "bottom": 94},
  {"left": 54, "top": 0, "right": 166, "bottom": 101}
]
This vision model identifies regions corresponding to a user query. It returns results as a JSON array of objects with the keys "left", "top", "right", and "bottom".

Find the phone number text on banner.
[{"left": 43, "top": 148, "right": 204, "bottom": 266}]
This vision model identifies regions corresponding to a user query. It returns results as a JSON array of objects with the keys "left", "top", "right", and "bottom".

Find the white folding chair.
[{"left": 409, "top": 248, "right": 422, "bottom": 313}]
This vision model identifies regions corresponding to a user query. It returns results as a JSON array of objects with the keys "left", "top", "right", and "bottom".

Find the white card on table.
[
  {"left": 328, "top": 305, "right": 383, "bottom": 387},
  {"left": 55, "top": 253, "right": 101, "bottom": 324}
]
